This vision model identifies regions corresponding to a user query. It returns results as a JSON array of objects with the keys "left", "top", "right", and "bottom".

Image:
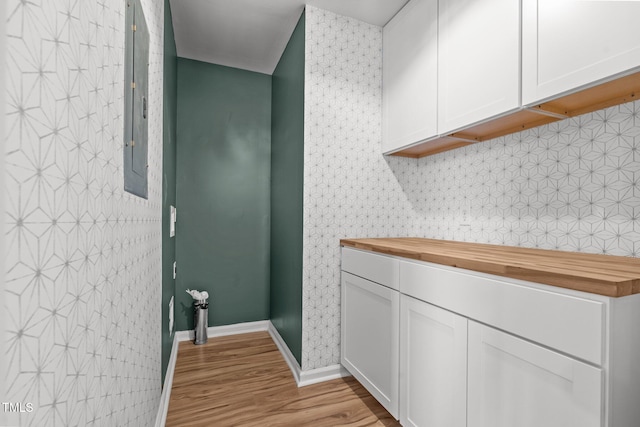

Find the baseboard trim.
[
  {"left": 154, "top": 333, "right": 179, "bottom": 427},
  {"left": 174, "top": 330, "right": 190, "bottom": 342},
  {"left": 298, "top": 364, "right": 351, "bottom": 387},
  {"left": 267, "top": 321, "right": 302, "bottom": 384},
  {"left": 267, "top": 322, "right": 351, "bottom": 388},
  {"left": 175, "top": 320, "right": 271, "bottom": 342}
]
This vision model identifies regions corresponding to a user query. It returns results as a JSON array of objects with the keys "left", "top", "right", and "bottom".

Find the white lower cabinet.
[
  {"left": 340, "top": 271, "right": 399, "bottom": 418},
  {"left": 400, "top": 295, "right": 467, "bottom": 427},
  {"left": 467, "top": 321, "right": 603, "bottom": 427},
  {"left": 341, "top": 247, "right": 640, "bottom": 427}
]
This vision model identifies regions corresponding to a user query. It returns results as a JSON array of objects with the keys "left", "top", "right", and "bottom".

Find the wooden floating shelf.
[{"left": 391, "top": 71, "right": 640, "bottom": 159}]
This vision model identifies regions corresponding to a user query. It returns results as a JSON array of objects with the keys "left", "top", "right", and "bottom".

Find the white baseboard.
[
  {"left": 154, "top": 332, "right": 179, "bottom": 427},
  {"left": 267, "top": 322, "right": 351, "bottom": 387},
  {"left": 298, "top": 364, "right": 351, "bottom": 387},
  {"left": 156, "top": 320, "right": 352, "bottom": 425},
  {"left": 267, "top": 321, "right": 302, "bottom": 384},
  {"left": 174, "top": 329, "right": 190, "bottom": 342},
  {"left": 176, "top": 320, "right": 271, "bottom": 342}
]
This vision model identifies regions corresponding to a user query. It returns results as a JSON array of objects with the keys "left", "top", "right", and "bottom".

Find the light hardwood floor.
[{"left": 166, "top": 331, "right": 400, "bottom": 426}]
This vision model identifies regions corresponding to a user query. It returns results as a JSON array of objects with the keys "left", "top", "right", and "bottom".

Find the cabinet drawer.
[
  {"left": 342, "top": 247, "right": 399, "bottom": 290},
  {"left": 401, "top": 260, "right": 604, "bottom": 365}
]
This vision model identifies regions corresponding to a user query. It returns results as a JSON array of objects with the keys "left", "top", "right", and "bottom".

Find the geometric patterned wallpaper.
[
  {"left": 303, "top": 6, "right": 640, "bottom": 370},
  {"left": 415, "top": 101, "right": 640, "bottom": 256},
  {"left": 303, "top": 6, "right": 419, "bottom": 370},
  {"left": 4, "top": 0, "right": 164, "bottom": 425}
]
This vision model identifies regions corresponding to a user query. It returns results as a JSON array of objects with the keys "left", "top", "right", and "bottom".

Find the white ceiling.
[{"left": 169, "top": 0, "right": 409, "bottom": 75}]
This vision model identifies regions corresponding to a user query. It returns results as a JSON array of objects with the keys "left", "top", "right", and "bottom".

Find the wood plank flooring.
[{"left": 166, "top": 332, "right": 400, "bottom": 426}]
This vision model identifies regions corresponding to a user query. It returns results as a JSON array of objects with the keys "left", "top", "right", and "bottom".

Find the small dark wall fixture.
[{"left": 124, "top": 0, "right": 149, "bottom": 198}]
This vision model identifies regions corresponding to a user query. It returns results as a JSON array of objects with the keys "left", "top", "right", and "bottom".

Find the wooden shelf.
[{"left": 390, "top": 71, "right": 640, "bottom": 159}]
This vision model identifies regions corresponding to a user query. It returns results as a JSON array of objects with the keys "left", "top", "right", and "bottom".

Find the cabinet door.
[
  {"left": 400, "top": 295, "right": 467, "bottom": 427},
  {"left": 522, "top": 0, "right": 640, "bottom": 105},
  {"left": 382, "top": 0, "right": 438, "bottom": 154},
  {"left": 468, "top": 321, "right": 603, "bottom": 427},
  {"left": 438, "top": 0, "right": 520, "bottom": 134},
  {"left": 341, "top": 272, "right": 399, "bottom": 418}
]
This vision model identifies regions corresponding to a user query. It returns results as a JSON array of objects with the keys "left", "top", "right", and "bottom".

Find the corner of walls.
[
  {"left": 270, "top": 10, "right": 305, "bottom": 366},
  {"left": 162, "top": 0, "right": 178, "bottom": 384},
  {"left": 302, "top": 6, "right": 421, "bottom": 371},
  {"left": 174, "top": 59, "right": 271, "bottom": 331}
]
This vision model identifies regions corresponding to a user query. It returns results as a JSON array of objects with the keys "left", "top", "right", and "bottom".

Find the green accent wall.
[
  {"left": 175, "top": 59, "right": 272, "bottom": 330},
  {"left": 161, "top": 0, "right": 177, "bottom": 383},
  {"left": 270, "top": 11, "right": 305, "bottom": 365}
]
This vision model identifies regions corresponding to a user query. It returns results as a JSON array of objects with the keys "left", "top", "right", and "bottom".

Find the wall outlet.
[
  {"left": 170, "top": 205, "right": 176, "bottom": 237},
  {"left": 169, "top": 296, "right": 174, "bottom": 335}
]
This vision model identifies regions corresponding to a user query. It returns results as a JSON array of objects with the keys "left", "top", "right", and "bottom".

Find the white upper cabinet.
[
  {"left": 522, "top": 0, "right": 640, "bottom": 105},
  {"left": 382, "top": 0, "right": 438, "bottom": 154},
  {"left": 438, "top": 0, "right": 520, "bottom": 135}
]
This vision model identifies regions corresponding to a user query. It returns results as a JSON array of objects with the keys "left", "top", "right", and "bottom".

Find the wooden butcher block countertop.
[{"left": 340, "top": 238, "right": 640, "bottom": 297}]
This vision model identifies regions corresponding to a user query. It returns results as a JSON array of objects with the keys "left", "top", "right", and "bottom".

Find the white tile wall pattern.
[
  {"left": 303, "top": 6, "right": 421, "bottom": 370},
  {"left": 414, "top": 102, "right": 640, "bottom": 255},
  {"left": 303, "top": 5, "right": 640, "bottom": 371},
  {"left": 4, "top": 0, "right": 164, "bottom": 425}
]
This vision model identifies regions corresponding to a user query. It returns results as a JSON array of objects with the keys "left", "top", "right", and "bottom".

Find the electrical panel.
[{"left": 124, "top": 0, "right": 149, "bottom": 198}]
